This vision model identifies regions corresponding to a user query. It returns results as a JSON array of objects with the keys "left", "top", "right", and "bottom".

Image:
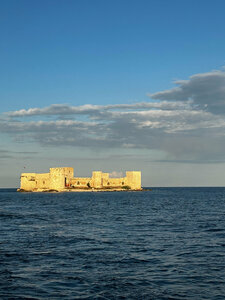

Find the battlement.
[{"left": 18, "top": 167, "right": 142, "bottom": 192}]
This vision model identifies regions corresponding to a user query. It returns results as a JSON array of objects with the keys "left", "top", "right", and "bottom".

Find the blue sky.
[{"left": 1, "top": 0, "right": 225, "bottom": 187}]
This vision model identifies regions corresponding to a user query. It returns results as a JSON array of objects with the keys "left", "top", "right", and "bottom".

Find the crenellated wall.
[
  {"left": 20, "top": 173, "right": 50, "bottom": 190},
  {"left": 103, "top": 177, "right": 127, "bottom": 188},
  {"left": 19, "top": 167, "right": 141, "bottom": 191},
  {"left": 70, "top": 177, "right": 91, "bottom": 188},
  {"left": 20, "top": 173, "right": 37, "bottom": 191}
]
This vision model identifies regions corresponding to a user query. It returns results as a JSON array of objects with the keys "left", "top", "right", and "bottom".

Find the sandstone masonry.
[{"left": 18, "top": 167, "right": 142, "bottom": 192}]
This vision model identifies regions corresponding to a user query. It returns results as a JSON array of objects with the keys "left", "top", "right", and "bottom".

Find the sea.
[{"left": 0, "top": 187, "right": 225, "bottom": 300}]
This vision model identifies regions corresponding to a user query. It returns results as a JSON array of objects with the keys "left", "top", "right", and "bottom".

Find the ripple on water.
[{"left": 0, "top": 188, "right": 225, "bottom": 299}]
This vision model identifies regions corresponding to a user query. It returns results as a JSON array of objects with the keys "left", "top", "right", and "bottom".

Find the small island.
[{"left": 17, "top": 167, "right": 142, "bottom": 192}]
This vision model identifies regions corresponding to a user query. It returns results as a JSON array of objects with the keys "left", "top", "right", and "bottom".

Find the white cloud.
[
  {"left": 2, "top": 69, "right": 225, "bottom": 163},
  {"left": 6, "top": 101, "right": 190, "bottom": 117}
]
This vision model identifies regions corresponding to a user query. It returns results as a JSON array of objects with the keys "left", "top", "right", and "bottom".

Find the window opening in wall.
[
  {"left": 122, "top": 182, "right": 124, "bottom": 185},
  {"left": 107, "top": 182, "right": 110, "bottom": 185},
  {"left": 77, "top": 181, "right": 80, "bottom": 185},
  {"left": 43, "top": 181, "right": 45, "bottom": 184}
]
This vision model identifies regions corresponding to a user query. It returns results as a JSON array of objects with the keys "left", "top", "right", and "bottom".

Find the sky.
[{"left": 1, "top": 0, "right": 225, "bottom": 187}]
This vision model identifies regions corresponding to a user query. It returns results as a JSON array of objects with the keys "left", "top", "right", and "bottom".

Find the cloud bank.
[
  {"left": 1, "top": 69, "right": 225, "bottom": 163},
  {"left": 150, "top": 70, "right": 225, "bottom": 114}
]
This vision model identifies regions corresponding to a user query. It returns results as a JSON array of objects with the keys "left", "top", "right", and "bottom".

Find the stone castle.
[{"left": 18, "top": 167, "right": 142, "bottom": 192}]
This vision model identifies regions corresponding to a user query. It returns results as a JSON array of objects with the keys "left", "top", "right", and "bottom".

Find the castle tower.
[
  {"left": 62, "top": 167, "right": 74, "bottom": 186},
  {"left": 92, "top": 171, "right": 102, "bottom": 188},
  {"left": 126, "top": 171, "right": 141, "bottom": 190},
  {"left": 49, "top": 167, "right": 74, "bottom": 190},
  {"left": 102, "top": 173, "right": 109, "bottom": 187}
]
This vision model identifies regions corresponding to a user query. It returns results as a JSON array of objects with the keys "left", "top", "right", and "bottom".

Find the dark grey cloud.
[{"left": 149, "top": 70, "right": 225, "bottom": 114}]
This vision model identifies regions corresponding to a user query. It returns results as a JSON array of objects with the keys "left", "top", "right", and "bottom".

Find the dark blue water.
[{"left": 0, "top": 188, "right": 225, "bottom": 299}]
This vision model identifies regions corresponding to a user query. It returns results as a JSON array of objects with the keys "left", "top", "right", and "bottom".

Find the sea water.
[{"left": 0, "top": 188, "right": 225, "bottom": 299}]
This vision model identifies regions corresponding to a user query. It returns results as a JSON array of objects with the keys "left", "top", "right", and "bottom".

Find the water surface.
[{"left": 0, "top": 188, "right": 225, "bottom": 299}]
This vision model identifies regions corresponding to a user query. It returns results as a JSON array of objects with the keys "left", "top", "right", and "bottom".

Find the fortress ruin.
[{"left": 18, "top": 167, "right": 142, "bottom": 192}]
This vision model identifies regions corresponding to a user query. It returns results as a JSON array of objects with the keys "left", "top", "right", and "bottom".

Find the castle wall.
[
  {"left": 19, "top": 167, "right": 142, "bottom": 191},
  {"left": 70, "top": 177, "right": 91, "bottom": 188},
  {"left": 20, "top": 173, "right": 37, "bottom": 191},
  {"left": 103, "top": 177, "right": 127, "bottom": 187},
  {"left": 35, "top": 173, "right": 50, "bottom": 189}
]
